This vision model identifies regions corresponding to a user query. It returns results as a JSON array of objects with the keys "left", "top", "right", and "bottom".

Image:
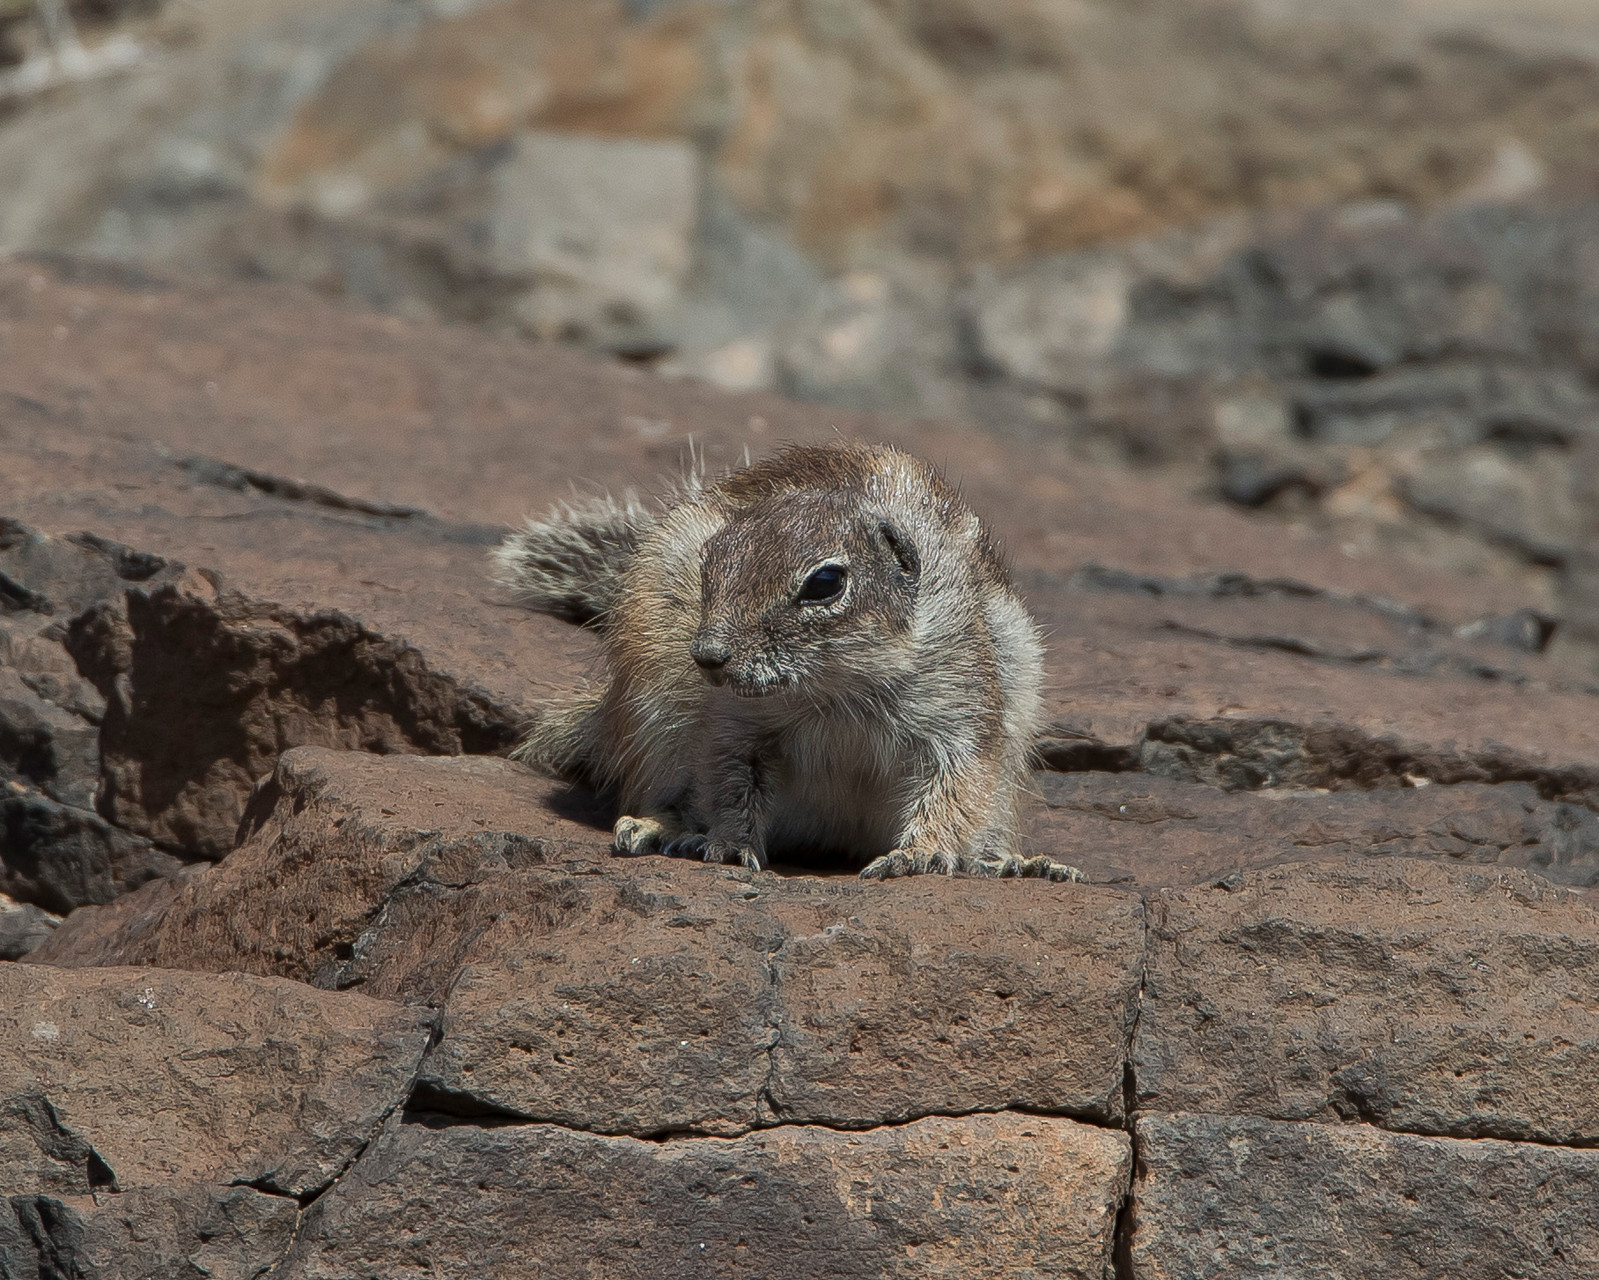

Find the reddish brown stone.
[
  {"left": 27, "top": 746, "right": 612, "bottom": 991},
  {"left": 420, "top": 861, "right": 1142, "bottom": 1134},
  {"left": 1131, "top": 1112, "right": 1599, "bottom": 1280},
  {"left": 1135, "top": 860, "right": 1599, "bottom": 1143},
  {"left": 5, "top": 256, "right": 1597, "bottom": 872},
  {"left": 0, "top": 963, "right": 432, "bottom": 1199},
  {"left": 277, "top": 1112, "right": 1130, "bottom": 1280},
  {"left": 38, "top": 749, "right": 1143, "bottom": 1136},
  {"left": 1034, "top": 771, "right": 1599, "bottom": 888}
]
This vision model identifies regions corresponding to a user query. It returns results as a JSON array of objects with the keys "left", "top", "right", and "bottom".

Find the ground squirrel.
[{"left": 495, "top": 441, "right": 1080, "bottom": 881}]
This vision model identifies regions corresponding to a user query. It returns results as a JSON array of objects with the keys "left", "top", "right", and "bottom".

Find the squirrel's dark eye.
[{"left": 797, "top": 564, "right": 847, "bottom": 604}]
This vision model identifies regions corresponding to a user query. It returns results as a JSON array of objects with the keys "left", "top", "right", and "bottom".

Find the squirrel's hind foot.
[{"left": 860, "top": 848, "right": 1083, "bottom": 883}]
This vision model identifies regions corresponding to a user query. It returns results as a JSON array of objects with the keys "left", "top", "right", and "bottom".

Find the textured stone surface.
[
  {"left": 0, "top": 963, "right": 432, "bottom": 1198},
  {"left": 15, "top": 0, "right": 1599, "bottom": 282},
  {"left": 4, "top": 219, "right": 1599, "bottom": 1278},
  {"left": 37, "top": 748, "right": 1143, "bottom": 1135},
  {"left": 1, "top": 786, "right": 181, "bottom": 915},
  {"left": 1038, "top": 770, "right": 1599, "bottom": 888},
  {"left": 5, "top": 254, "right": 1598, "bottom": 879},
  {"left": 1136, "top": 860, "right": 1599, "bottom": 1143},
  {"left": 486, "top": 130, "right": 700, "bottom": 350},
  {"left": 278, "top": 1111, "right": 1130, "bottom": 1280},
  {"left": 420, "top": 861, "right": 1141, "bottom": 1134},
  {"left": 26, "top": 747, "right": 612, "bottom": 991},
  {"left": 1131, "top": 1112, "right": 1599, "bottom": 1280},
  {"left": 0, "top": 962, "right": 432, "bottom": 1280},
  {"left": 3, "top": 0, "right": 1599, "bottom": 655},
  {"left": 0, "top": 892, "right": 57, "bottom": 960},
  {"left": 2, "top": 1184, "right": 300, "bottom": 1280}
]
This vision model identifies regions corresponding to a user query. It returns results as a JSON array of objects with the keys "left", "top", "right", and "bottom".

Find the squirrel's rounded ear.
[{"left": 878, "top": 521, "right": 920, "bottom": 581}]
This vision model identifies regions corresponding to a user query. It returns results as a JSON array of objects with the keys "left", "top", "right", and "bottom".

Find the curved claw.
[
  {"left": 859, "top": 849, "right": 913, "bottom": 880},
  {"left": 661, "top": 833, "right": 709, "bottom": 860},
  {"left": 860, "top": 847, "right": 1084, "bottom": 883},
  {"left": 702, "top": 839, "right": 765, "bottom": 871}
]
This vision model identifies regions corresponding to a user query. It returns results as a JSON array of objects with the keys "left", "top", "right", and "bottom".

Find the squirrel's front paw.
[
  {"left": 859, "top": 849, "right": 910, "bottom": 880},
  {"left": 860, "top": 847, "right": 966, "bottom": 878},
  {"left": 613, "top": 814, "right": 679, "bottom": 856},
  {"left": 700, "top": 838, "right": 765, "bottom": 871}
]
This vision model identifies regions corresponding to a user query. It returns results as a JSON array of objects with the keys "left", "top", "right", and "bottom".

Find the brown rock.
[
  {"left": 418, "top": 863, "right": 781, "bottom": 1136},
  {"left": 0, "top": 253, "right": 1543, "bottom": 613},
  {"left": 760, "top": 878, "right": 1142, "bottom": 1128},
  {"left": 277, "top": 1111, "right": 1130, "bottom": 1280},
  {"left": 1131, "top": 1112, "right": 1599, "bottom": 1280},
  {"left": 0, "top": 961, "right": 432, "bottom": 1279},
  {"left": 1036, "top": 771, "right": 1599, "bottom": 889},
  {"left": 0, "top": 522, "right": 188, "bottom": 910},
  {"left": 420, "top": 861, "right": 1142, "bottom": 1134},
  {"left": 27, "top": 746, "right": 612, "bottom": 991},
  {"left": 4, "top": 1185, "right": 299, "bottom": 1280},
  {"left": 1029, "top": 572, "right": 1599, "bottom": 812},
  {"left": 0, "top": 963, "right": 432, "bottom": 1198},
  {"left": 1135, "top": 860, "right": 1599, "bottom": 1143},
  {"left": 6, "top": 255, "right": 1597, "bottom": 879},
  {"left": 63, "top": 559, "right": 537, "bottom": 858},
  {"left": 38, "top": 748, "right": 1142, "bottom": 1135}
]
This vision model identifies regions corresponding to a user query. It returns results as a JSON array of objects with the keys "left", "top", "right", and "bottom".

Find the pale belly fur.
[{"left": 760, "top": 719, "right": 910, "bottom": 862}]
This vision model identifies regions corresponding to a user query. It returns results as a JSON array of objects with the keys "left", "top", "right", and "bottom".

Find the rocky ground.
[
  {"left": 3, "top": 255, "right": 1599, "bottom": 1275},
  {"left": 5, "top": 0, "right": 1599, "bottom": 622},
  {"left": 3, "top": 1, "right": 1599, "bottom": 1270}
]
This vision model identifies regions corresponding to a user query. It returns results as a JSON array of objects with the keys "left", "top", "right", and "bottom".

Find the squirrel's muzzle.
[{"left": 690, "top": 635, "right": 732, "bottom": 685}]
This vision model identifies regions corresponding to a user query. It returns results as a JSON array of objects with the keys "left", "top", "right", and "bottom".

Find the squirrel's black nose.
[{"left": 691, "top": 638, "right": 731, "bottom": 674}]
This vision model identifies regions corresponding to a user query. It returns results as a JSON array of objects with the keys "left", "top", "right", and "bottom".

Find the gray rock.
[
  {"left": 966, "top": 251, "right": 1132, "bottom": 391},
  {"left": 1132, "top": 1112, "right": 1599, "bottom": 1279},
  {"left": 0, "top": 892, "right": 59, "bottom": 960},
  {"left": 1399, "top": 443, "right": 1586, "bottom": 566},
  {"left": 488, "top": 131, "right": 699, "bottom": 353},
  {"left": 0, "top": 524, "right": 192, "bottom": 912},
  {"left": 2, "top": 1184, "right": 299, "bottom": 1280},
  {"left": 0, "top": 671, "right": 100, "bottom": 809},
  {"left": 1, "top": 787, "right": 181, "bottom": 915}
]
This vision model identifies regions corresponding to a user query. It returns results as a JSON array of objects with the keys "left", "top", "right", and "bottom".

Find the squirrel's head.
[{"left": 690, "top": 491, "right": 921, "bottom": 698}]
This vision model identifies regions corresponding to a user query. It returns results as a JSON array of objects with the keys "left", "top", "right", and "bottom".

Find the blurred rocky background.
[{"left": 3, "top": 0, "right": 1599, "bottom": 660}]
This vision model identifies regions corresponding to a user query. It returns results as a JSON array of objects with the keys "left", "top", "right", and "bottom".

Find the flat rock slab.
[
  {"left": 36, "top": 749, "right": 1143, "bottom": 1135},
  {"left": 1131, "top": 1112, "right": 1599, "bottom": 1280},
  {"left": 422, "top": 860, "right": 1143, "bottom": 1134},
  {"left": 0, "top": 257, "right": 1525, "bottom": 618},
  {"left": 8, "top": 255, "right": 1599, "bottom": 880},
  {"left": 0, "top": 963, "right": 432, "bottom": 1280},
  {"left": 277, "top": 1112, "right": 1130, "bottom": 1280},
  {"left": 27, "top": 746, "right": 615, "bottom": 991},
  {"left": 1136, "top": 860, "right": 1599, "bottom": 1143},
  {"left": 1038, "top": 770, "right": 1599, "bottom": 887},
  {"left": 0, "top": 963, "right": 432, "bottom": 1200}
]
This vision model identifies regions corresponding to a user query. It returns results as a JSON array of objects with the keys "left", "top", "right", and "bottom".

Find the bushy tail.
[
  {"left": 491, "top": 491, "right": 654, "bottom": 626},
  {"left": 510, "top": 687, "right": 607, "bottom": 784}
]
